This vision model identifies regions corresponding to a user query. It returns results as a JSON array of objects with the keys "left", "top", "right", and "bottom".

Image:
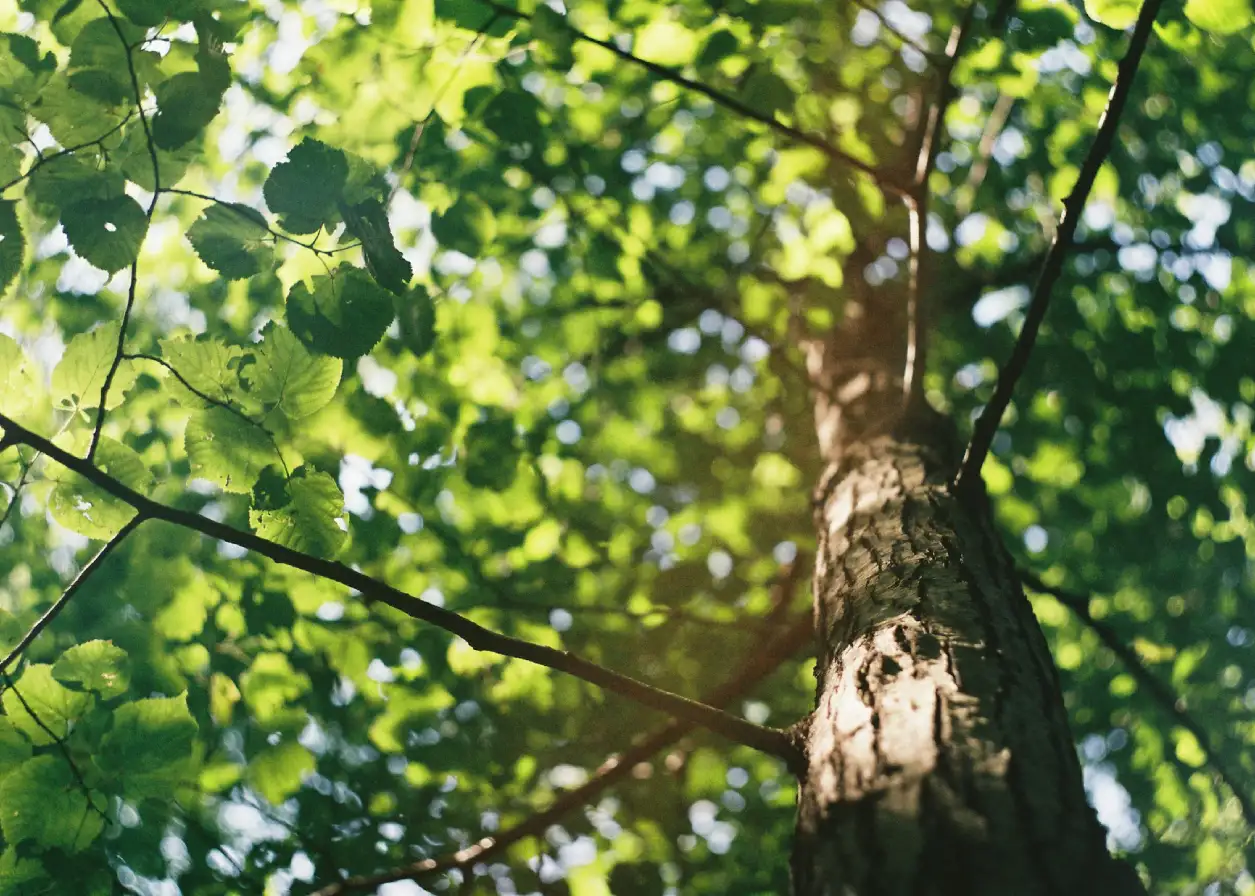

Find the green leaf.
[
  {"left": 396, "top": 285, "right": 437, "bottom": 359},
  {"left": 49, "top": 437, "right": 152, "bottom": 539},
  {"left": 0, "top": 719, "right": 33, "bottom": 775},
  {"left": 1083, "top": 0, "right": 1141, "bottom": 28},
  {"left": 0, "top": 201, "right": 23, "bottom": 297},
  {"left": 66, "top": 18, "right": 133, "bottom": 105},
  {"left": 99, "top": 693, "right": 198, "bottom": 798},
  {"left": 61, "top": 194, "right": 148, "bottom": 273},
  {"left": 29, "top": 77, "right": 131, "bottom": 147},
  {"left": 285, "top": 268, "right": 395, "bottom": 360},
  {"left": 187, "top": 202, "right": 275, "bottom": 279},
  {"left": 249, "top": 465, "right": 347, "bottom": 556},
  {"left": 339, "top": 198, "right": 412, "bottom": 295},
  {"left": 0, "top": 664, "right": 92, "bottom": 745},
  {"left": 480, "top": 90, "right": 543, "bottom": 145},
  {"left": 158, "top": 335, "right": 247, "bottom": 408},
  {"left": 432, "top": 195, "right": 496, "bottom": 257},
  {"left": 464, "top": 412, "right": 520, "bottom": 491},
  {"left": 742, "top": 70, "right": 794, "bottom": 116},
  {"left": 434, "top": 0, "right": 509, "bottom": 34},
  {"left": 0, "top": 755, "right": 105, "bottom": 851},
  {"left": 243, "top": 323, "right": 342, "bottom": 420},
  {"left": 0, "top": 335, "right": 41, "bottom": 429},
  {"left": 0, "top": 33, "right": 55, "bottom": 102},
  {"left": 698, "top": 29, "right": 739, "bottom": 67},
  {"left": 246, "top": 740, "right": 314, "bottom": 804},
  {"left": 115, "top": 0, "right": 167, "bottom": 26},
  {"left": 25, "top": 154, "right": 126, "bottom": 219},
  {"left": 185, "top": 406, "right": 276, "bottom": 493},
  {"left": 152, "top": 69, "right": 227, "bottom": 150},
  {"left": 117, "top": 122, "right": 198, "bottom": 191},
  {"left": 262, "top": 138, "right": 348, "bottom": 235},
  {"left": 52, "top": 640, "right": 130, "bottom": 698},
  {"left": 1184, "top": 0, "right": 1252, "bottom": 33},
  {"left": 0, "top": 847, "right": 46, "bottom": 891},
  {"left": 52, "top": 323, "right": 137, "bottom": 414}
]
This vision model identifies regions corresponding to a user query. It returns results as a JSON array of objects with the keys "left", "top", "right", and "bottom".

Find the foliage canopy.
[{"left": 0, "top": 0, "right": 1253, "bottom": 893}]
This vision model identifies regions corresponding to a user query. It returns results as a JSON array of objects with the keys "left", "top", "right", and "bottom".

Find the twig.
[
  {"left": 308, "top": 609, "right": 813, "bottom": 895},
  {"left": 160, "top": 188, "right": 353, "bottom": 257},
  {"left": 902, "top": 2, "right": 979, "bottom": 406},
  {"left": 953, "top": 0, "right": 1163, "bottom": 490},
  {"left": 1, "top": 671, "right": 109, "bottom": 822},
  {"left": 0, "top": 411, "right": 800, "bottom": 766},
  {"left": 0, "top": 111, "right": 136, "bottom": 195},
  {"left": 88, "top": 0, "right": 164, "bottom": 462},
  {"left": 480, "top": 1, "right": 906, "bottom": 197},
  {"left": 1020, "top": 570, "right": 1255, "bottom": 828},
  {"left": 849, "top": 0, "right": 941, "bottom": 60},
  {"left": 0, "top": 516, "right": 143, "bottom": 676}
]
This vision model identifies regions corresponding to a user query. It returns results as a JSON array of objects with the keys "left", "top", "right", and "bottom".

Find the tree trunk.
[{"left": 790, "top": 332, "right": 1143, "bottom": 893}]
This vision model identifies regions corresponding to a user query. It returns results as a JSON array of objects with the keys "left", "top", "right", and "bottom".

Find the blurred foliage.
[{"left": 0, "top": 0, "right": 1251, "bottom": 893}]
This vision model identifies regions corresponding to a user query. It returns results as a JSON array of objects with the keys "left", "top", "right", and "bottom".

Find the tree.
[{"left": 0, "top": 0, "right": 1251, "bottom": 892}]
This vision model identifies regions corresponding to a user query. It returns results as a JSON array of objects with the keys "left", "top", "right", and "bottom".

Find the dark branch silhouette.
[
  {"left": 1021, "top": 570, "right": 1255, "bottom": 827},
  {"left": 954, "top": 0, "right": 1164, "bottom": 490},
  {"left": 309, "top": 611, "right": 814, "bottom": 895},
  {"left": 0, "top": 412, "right": 801, "bottom": 767}
]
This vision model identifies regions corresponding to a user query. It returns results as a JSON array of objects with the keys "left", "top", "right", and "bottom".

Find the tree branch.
[
  {"left": 0, "top": 412, "right": 800, "bottom": 766},
  {"left": 1020, "top": 569, "right": 1255, "bottom": 828},
  {"left": 308, "top": 610, "right": 814, "bottom": 896},
  {"left": 0, "top": 515, "right": 143, "bottom": 677},
  {"left": 903, "top": 2, "right": 979, "bottom": 406},
  {"left": 480, "top": 1, "right": 906, "bottom": 197},
  {"left": 953, "top": 0, "right": 1163, "bottom": 491}
]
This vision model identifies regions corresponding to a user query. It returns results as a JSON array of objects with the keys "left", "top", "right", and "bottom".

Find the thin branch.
[
  {"left": 0, "top": 111, "right": 136, "bottom": 195},
  {"left": 0, "top": 411, "right": 800, "bottom": 766},
  {"left": 0, "top": 515, "right": 143, "bottom": 677},
  {"left": 88, "top": 0, "right": 163, "bottom": 462},
  {"left": 902, "top": 2, "right": 979, "bottom": 406},
  {"left": 1020, "top": 570, "right": 1255, "bottom": 828},
  {"left": 958, "top": 91, "right": 1016, "bottom": 217},
  {"left": 953, "top": 0, "right": 1162, "bottom": 490},
  {"left": 309, "top": 610, "right": 813, "bottom": 896},
  {"left": 481, "top": 0, "right": 906, "bottom": 197},
  {"left": 849, "top": 0, "right": 941, "bottom": 60},
  {"left": 160, "top": 188, "right": 352, "bottom": 257},
  {"left": 1, "top": 671, "right": 108, "bottom": 822}
]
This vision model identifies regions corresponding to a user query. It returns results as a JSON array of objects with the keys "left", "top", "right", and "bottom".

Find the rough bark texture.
[{"left": 789, "top": 408, "right": 1143, "bottom": 895}]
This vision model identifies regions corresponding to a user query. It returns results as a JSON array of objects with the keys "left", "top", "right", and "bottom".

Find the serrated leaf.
[
  {"left": 285, "top": 268, "right": 394, "bottom": 360},
  {"left": 0, "top": 847, "right": 46, "bottom": 891},
  {"left": 158, "top": 335, "right": 247, "bottom": 408},
  {"left": 67, "top": 18, "right": 133, "bottom": 105},
  {"left": 1183, "top": 0, "right": 1252, "bottom": 33},
  {"left": 0, "top": 202, "right": 23, "bottom": 298},
  {"left": 263, "top": 138, "right": 348, "bottom": 235},
  {"left": 246, "top": 740, "right": 314, "bottom": 804},
  {"left": 0, "top": 664, "right": 93, "bottom": 745},
  {"left": 249, "top": 466, "right": 347, "bottom": 556},
  {"left": 52, "top": 323, "right": 137, "bottom": 414},
  {"left": 116, "top": 122, "right": 197, "bottom": 191},
  {"left": 62, "top": 194, "right": 148, "bottom": 273},
  {"left": 115, "top": 0, "right": 167, "bottom": 26},
  {"left": 0, "top": 335, "right": 39, "bottom": 426},
  {"left": 152, "top": 69, "right": 227, "bottom": 150},
  {"left": 185, "top": 406, "right": 276, "bottom": 493},
  {"left": 432, "top": 194, "right": 496, "bottom": 257},
  {"left": 0, "top": 719, "right": 33, "bottom": 774},
  {"left": 49, "top": 437, "right": 151, "bottom": 539},
  {"left": 187, "top": 202, "right": 275, "bottom": 279},
  {"left": 0, "top": 755, "right": 104, "bottom": 851},
  {"left": 339, "top": 198, "right": 411, "bottom": 295},
  {"left": 0, "top": 33, "right": 55, "bottom": 102},
  {"left": 52, "top": 640, "right": 130, "bottom": 698},
  {"left": 243, "top": 323, "right": 342, "bottom": 420},
  {"left": 396, "top": 286, "right": 437, "bottom": 359},
  {"left": 99, "top": 693, "right": 198, "bottom": 798},
  {"left": 29, "top": 77, "right": 131, "bottom": 147},
  {"left": 25, "top": 154, "right": 126, "bottom": 219}
]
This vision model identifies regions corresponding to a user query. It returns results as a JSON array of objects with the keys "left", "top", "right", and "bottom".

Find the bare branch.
[
  {"left": 903, "top": 2, "right": 979, "bottom": 406},
  {"left": 954, "top": 0, "right": 1163, "bottom": 491},
  {"left": 309, "top": 609, "right": 814, "bottom": 896},
  {"left": 481, "top": 1, "right": 907, "bottom": 197},
  {"left": 0, "top": 515, "right": 143, "bottom": 677},
  {"left": 0, "top": 411, "right": 800, "bottom": 766},
  {"left": 1020, "top": 570, "right": 1255, "bottom": 828}
]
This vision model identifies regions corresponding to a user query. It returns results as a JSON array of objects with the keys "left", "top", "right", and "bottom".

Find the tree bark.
[{"left": 790, "top": 341, "right": 1143, "bottom": 892}]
